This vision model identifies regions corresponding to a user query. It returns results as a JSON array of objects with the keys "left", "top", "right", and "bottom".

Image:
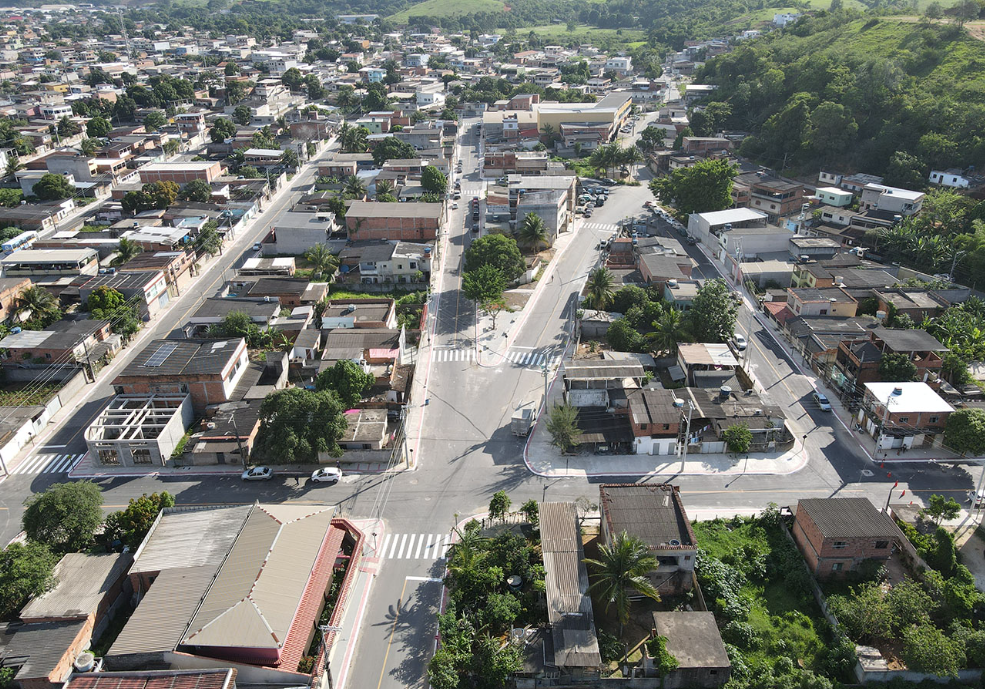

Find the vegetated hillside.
[
  {"left": 388, "top": 0, "right": 505, "bottom": 23},
  {"left": 693, "top": 12, "right": 984, "bottom": 178}
]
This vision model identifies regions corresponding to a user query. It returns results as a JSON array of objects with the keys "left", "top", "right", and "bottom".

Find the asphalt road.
[{"left": 0, "top": 117, "right": 979, "bottom": 689}]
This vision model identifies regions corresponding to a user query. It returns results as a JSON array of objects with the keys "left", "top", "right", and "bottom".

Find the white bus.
[{"left": 1, "top": 231, "right": 38, "bottom": 255}]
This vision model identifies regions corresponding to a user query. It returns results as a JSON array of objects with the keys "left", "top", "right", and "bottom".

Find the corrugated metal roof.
[
  {"left": 181, "top": 505, "right": 334, "bottom": 650},
  {"left": 563, "top": 361, "right": 644, "bottom": 380},
  {"left": 109, "top": 566, "right": 218, "bottom": 657},
  {"left": 65, "top": 669, "right": 236, "bottom": 689},
  {"left": 21, "top": 552, "right": 132, "bottom": 621},
  {"left": 599, "top": 484, "right": 696, "bottom": 550},
  {"left": 131, "top": 505, "right": 253, "bottom": 574},
  {"left": 797, "top": 498, "right": 899, "bottom": 539},
  {"left": 0, "top": 620, "right": 88, "bottom": 681},
  {"left": 539, "top": 502, "right": 601, "bottom": 669}
]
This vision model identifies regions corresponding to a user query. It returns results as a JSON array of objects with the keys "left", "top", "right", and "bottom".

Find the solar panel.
[{"left": 144, "top": 343, "right": 179, "bottom": 367}]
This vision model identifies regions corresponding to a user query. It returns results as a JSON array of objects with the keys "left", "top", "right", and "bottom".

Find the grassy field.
[
  {"left": 388, "top": 0, "right": 505, "bottom": 22},
  {"left": 526, "top": 23, "right": 646, "bottom": 42}
]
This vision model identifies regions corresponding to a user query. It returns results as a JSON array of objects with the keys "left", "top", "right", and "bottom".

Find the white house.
[
  {"left": 859, "top": 184, "right": 925, "bottom": 216},
  {"left": 605, "top": 56, "right": 632, "bottom": 76},
  {"left": 928, "top": 169, "right": 971, "bottom": 189}
]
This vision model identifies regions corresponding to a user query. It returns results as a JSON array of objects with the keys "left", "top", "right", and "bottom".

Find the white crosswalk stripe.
[
  {"left": 10, "top": 453, "right": 85, "bottom": 475},
  {"left": 583, "top": 222, "right": 619, "bottom": 231},
  {"left": 378, "top": 533, "right": 453, "bottom": 560},
  {"left": 432, "top": 348, "right": 476, "bottom": 363}
]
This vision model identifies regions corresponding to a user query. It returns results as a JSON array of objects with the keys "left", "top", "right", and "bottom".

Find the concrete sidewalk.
[
  {"left": 327, "top": 518, "right": 383, "bottom": 689},
  {"left": 69, "top": 454, "right": 393, "bottom": 479}
]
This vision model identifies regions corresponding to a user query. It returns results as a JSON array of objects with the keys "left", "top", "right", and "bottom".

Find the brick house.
[
  {"left": 599, "top": 484, "right": 697, "bottom": 596},
  {"left": 138, "top": 161, "right": 224, "bottom": 185},
  {"left": 0, "top": 320, "right": 112, "bottom": 366},
  {"left": 626, "top": 388, "right": 682, "bottom": 456},
  {"left": 111, "top": 338, "right": 249, "bottom": 413},
  {"left": 791, "top": 497, "right": 900, "bottom": 577},
  {"left": 345, "top": 201, "right": 443, "bottom": 241},
  {"left": 859, "top": 382, "right": 955, "bottom": 450},
  {"left": 0, "top": 277, "right": 30, "bottom": 322},
  {"left": 786, "top": 287, "right": 858, "bottom": 318},
  {"left": 834, "top": 327, "right": 947, "bottom": 397}
]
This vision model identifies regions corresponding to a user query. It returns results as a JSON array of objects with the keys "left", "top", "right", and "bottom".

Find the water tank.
[
  {"left": 11, "top": 326, "right": 21, "bottom": 334},
  {"left": 719, "top": 385, "right": 732, "bottom": 399},
  {"left": 423, "top": 246, "right": 432, "bottom": 255},
  {"left": 669, "top": 539, "right": 681, "bottom": 546},
  {"left": 799, "top": 255, "right": 810, "bottom": 263},
  {"left": 507, "top": 574, "right": 522, "bottom": 590},
  {"left": 667, "top": 279, "right": 678, "bottom": 288},
  {"left": 875, "top": 310, "right": 887, "bottom": 320},
  {"left": 892, "top": 387, "right": 903, "bottom": 396},
  {"left": 74, "top": 651, "right": 96, "bottom": 673},
  {"left": 724, "top": 223, "right": 732, "bottom": 232},
  {"left": 833, "top": 275, "right": 844, "bottom": 284}
]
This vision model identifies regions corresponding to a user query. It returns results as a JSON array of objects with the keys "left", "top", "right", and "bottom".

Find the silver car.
[
  {"left": 241, "top": 466, "right": 273, "bottom": 481},
  {"left": 311, "top": 467, "right": 342, "bottom": 484}
]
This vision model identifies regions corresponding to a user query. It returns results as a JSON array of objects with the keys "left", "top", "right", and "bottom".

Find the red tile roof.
[{"left": 764, "top": 301, "right": 795, "bottom": 324}]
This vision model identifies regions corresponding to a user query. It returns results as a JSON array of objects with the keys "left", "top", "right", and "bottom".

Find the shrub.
[
  {"left": 722, "top": 620, "right": 759, "bottom": 649},
  {"left": 902, "top": 624, "right": 964, "bottom": 676}
]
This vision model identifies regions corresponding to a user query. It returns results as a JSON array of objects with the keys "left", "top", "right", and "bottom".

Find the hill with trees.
[{"left": 693, "top": 12, "right": 984, "bottom": 178}]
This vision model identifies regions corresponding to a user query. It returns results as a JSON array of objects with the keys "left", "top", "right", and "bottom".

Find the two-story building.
[
  {"left": 833, "top": 328, "right": 947, "bottom": 399},
  {"left": 79, "top": 271, "right": 170, "bottom": 321},
  {"left": 626, "top": 388, "right": 682, "bottom": 456},
  {"left": 792, "top": 497, "right": 900, "bottom": 577},
  {"left": 859, "top": 184, "right": 924, "bottom": 217},
  {"left": 785, "top": 287, "right": 858, "bottom": 318},
  {"left": 860, "top": 381, "right": 955, "bottom": 450},
  {"left": 345, "top": 201, "right": 443, "bottom": 241}
]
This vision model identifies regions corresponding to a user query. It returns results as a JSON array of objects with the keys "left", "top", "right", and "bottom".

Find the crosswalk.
[
  {"left": 379, "top": 533, "right": 452, "bottom": 560},
  {"left": 458, "top": 188, "right": 484, "bottom": 197},
  {"left": 432, "top": 347, "right": 561, "bottom": 368},
  {"left": 582, "top": 222, "right": 619, "bottom": 232},
  {"left": 9, "top": 452, "right": 85, "bottom": 475}
]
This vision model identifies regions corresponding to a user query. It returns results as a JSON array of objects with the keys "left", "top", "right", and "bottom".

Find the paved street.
[{"left": 0, "top": 115, "right": 980, "bottom": 689}]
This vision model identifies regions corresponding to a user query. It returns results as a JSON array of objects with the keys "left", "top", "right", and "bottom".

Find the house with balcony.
[
  {"left": 833, "top": 328, "right": 948, "bottom": 400},
  {"left": 785, "top": 287, "right": 858, "bottom": 318},
  {"left": 732, "top": 172, "right": 806, "bottom": 222},
  {"left": 859, "top": 381, "right": 955, "bottom": 450},
  {"left": 599, "top": 484, "right": 697, "bottom": 596},
  {"left": 859, "top": 184, "right": 924, "bottom": 217}
]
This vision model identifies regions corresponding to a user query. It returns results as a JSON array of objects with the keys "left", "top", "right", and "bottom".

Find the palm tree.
[
  {"left": 111, "top": 237, "right": 142, "bottom": 266},
  {"left": 16, "top": 286, "right": 60, "bottom": 323},
  {"left": 375, "top": 179, "right": 395, "bottom": 200},
  {"left": 585, "top": 267, "right": 615, "bottom": 309},
  {"left": 304, "top": 243, "right": 336, "bottom": 279},
  {"left": 336, "top": 87, "right": 357, "bottom": 112},
  {"left": 648, "top": 307, "right": 688, "bottom": 356},
  {"left": 343, "top": 175, "right": 367, "bottom": 199},
  {"left": 619, "top": 145, "right": 643, "bottom": 177},
  {"left": 80, "top": 138, "right": 100, "bottom": 156},
  {"left": 519, "top": 212, "right": 550, "bottom": 250},
  {"left": 583, "top": 530, "right": 661, "bottom": 633}
]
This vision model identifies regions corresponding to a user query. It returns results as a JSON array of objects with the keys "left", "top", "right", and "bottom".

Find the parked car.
[
  {"left": 451, "top": 202, "right": 458, "bottom": 209},
  {"left": 472, "top": 222, "right": 479, "bottom": 232},
  {"left": 686, "top": 236, "right": 697, "bottom": 245},
  {"left": 812, "top": 392, "right": 832, "bottom": 412},
  {"left": 732, "top": 333, "right": 748, "bottom": 351},
  {"left": 311, "top": 467, "right": 342, "bottom": 484},
  {"left": 242, "top": 466, "right": 273, "bottom": 481},
  {"left": 584, "top": 209, "right": 593, "bottom": 218},
  {"left": 252, "top": 242, "right": 262, "bottom": 251}
]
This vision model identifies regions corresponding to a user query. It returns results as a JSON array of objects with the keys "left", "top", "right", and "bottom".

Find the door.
[{"left": 216, "top": 452, "right": 225, "bottom": 465}]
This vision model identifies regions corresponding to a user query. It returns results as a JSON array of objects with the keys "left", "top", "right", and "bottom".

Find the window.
[
  {"left": 820, "top": 309, "right": 827, "bottom": 316},
  {"left": 640, "top": 424, "right": 647, "bottom": 430},
  {"left": 832, "top": 562, "right": 844, "bottom": 571},
  {"left": 410, "top": 261, "right": 417, "bottom": 269},
  {"left": 928, "top": 416, "right": 939, "bottom": 424},
  {"left": 98, "top": 448, "right": 120, "bottom": 465},
  {"left": 663, "top": 424, "right": 670, "bottom": 430},
  {"left": 45, "top": 352, "right": 52, "bottom": 359},
  {"left": 133, "top": 448, "right": 153, "bottom": 465},
  {"left": 898, "top": 416, "right": 909, "bottom": 423},
  {"left": 874, "top": 540, "right": 889, "bottom": 549},
  {"left": 832, "top": 541, "right": 848, "bottom": 549}
]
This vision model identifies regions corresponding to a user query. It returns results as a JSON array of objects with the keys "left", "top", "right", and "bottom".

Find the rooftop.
[
  {"left": 115, "top": 339, "right": 244, "bottom": 379},
  {"left": 64, "top": 670, "right": 237, "bottom": 689},
  {"left": 863, "top": 382, "right": 955, "bottom": 414},
  {"left": 677, "top": 343, "right": 738, "bottom": 368},
  {"left": 599, "top": 484, "right": 695, "bottom": 550},
  {"left": 696, "top": 208, "right": 767, "bottom": 226},
  {"left": 346, "top": 200, "right": 443, "bottom": 219},
  {"left": 796, "top": 498, "right": 899, "bottom": 539},
  {"left": 20, "top": 552, "right": 132, "bottom": 622},
  {"left": 652, "top": 612, "right": 731, "bottom": 670},
  {"left": 872, "top": 327, "right": 947, "bottom": 352}
]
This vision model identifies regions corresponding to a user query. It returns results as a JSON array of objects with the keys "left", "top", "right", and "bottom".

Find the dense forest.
[{"left": 693, "top": 12, "right": 984, "bottom": 179}]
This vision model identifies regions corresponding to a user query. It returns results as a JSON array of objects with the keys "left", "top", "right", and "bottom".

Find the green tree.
[
  {"left": 304, "top": 74, "right": 325, "bottom": 100},
  {"left": 0, "top": 542, "right": 59, "bottom": 618},
  {"left": 102, "top": 492, "right": 175, "bottom": 549},
  {"left": 584, "top": 531, "right": 661, "bottom": 631},
  {"left": 224, "top": 62, "right": 240, "bottom": 76},
  {"left": 884, "top": 151, "right": 927, "bottom": 189},
  {"left": 364, "top": 82, "right": 390, "bottom": 111},
  {"left": 32, "top": 173, "right": 75, "bottom": 200},
  {"left": 178, "top": 179, "right": 213, "bottom": 203},
  {"left": 111, "top": 236, "right": 143, "bottom": 267},
  {"left": 0, "top": 189, "right": 22, "bottom": 207},
  {"left": 519, "top": 499, "right": 539, "bottom": 527},
  {"left": 585, "top": 267, "right": 615, "bottom": 309},
  {"left": 689, "top": 279, "right": 737, "bottom": 342},
  {"left": 225, "top": 79, "right": 248, "bottom": 105},
  {"left": 922, "top": 494, "right": 961, "bottom": 526},
  {"left": 239, "top": 165, "right": 263, "bottom": 179},
  {"left": 80, "top": 138, "right": 100, "bottom": 156},
  {"left": 902, "top": 624, "right": 964, "bottom": 677},
  {"left": 464, "top": 234, "right": 525, "bottom": 282},
  {"left": 877, "top": 352, "right": 917, "bottom": 382},
  {"left": 471, "top": 634, "right": 521, "bottom": 686},
  {"left": 371, "top": 136, "right": 416, "bottom": 165},
  {"left": 22, "top": 482, "right": 104, "bottom": 553},
  {"left": 86, "top": 115, "right": 112, "bottom": 138},
  {"left": 649, "top": 307, "right": 689, "bottom": 356},
  {"left": 86, "top": 286, "right": 126, "bottom": 316},
  {"left": 56, "top": 115, "right": 81, "bottom": 137},
  {"left": 944, "top": 408, "right": 984, "bottom": 456},
  {"left": 143, "top": 111, "right": 166, "bottom": 132},
  {"left": 924, "top": 0, "right": 944, "bottom": 17},
  {"left": 281, "top": 148, "right": 299, "bottom": 168},
  {"left": 611, "top": 285, "right": 649, "bottom": 314},
  {"left": 304, "top": 243, "right": 338, "bottom": 279},
  {"left": 209, "top": 117, "right": 236, "bottom": 143},
  {"left": 606, "top": 318, "right": 644, "bottom": 352},
  {"left": 232, "top": 104, "right": 252, "bottom": 126},
  {"left": 518, "top": 212, "right": 549, "bottom": 250},
  {"left": 195, "top": 220, "right": 223, "bottom": 256},
  {"left": 315, "top": 359, "right": 375, "bottom": 407},
  {"left": 808, "top": 100, "right": 858, "bottom": 155},
  {"left": 723, "top": 423, "right": 753, "bottom": 453},
  {"left": 281, "top": 67, "right": 304, "bottom": 90},
  {"left": 488, "top": 490, "right": 511, "bottom": 522},
  {"left": 462, "top": 263, "right": 507, "bottom": 307},
  {"left": 546, "top": 403, "right": 581, "bottom": 453},
  {"left": 421, "top": 165, "right": 448, "bottom": 194},
  {"left": 339, "top": 123, "right": 369, "bottom": 153},
  {"left": 650, "top": 159, "right": 737, "bottom": 216},
  {"left": 343, "top": 175, "right": 367, "bottom": 199},
  {"left": 252, "top": 388, "right": 348, "bottom": 463},
  {"left": 16, "top": 286, "right": 61, "bottom": 326},
  {"left": 211, "top": 310, "right": 255, "bottom": 340}
]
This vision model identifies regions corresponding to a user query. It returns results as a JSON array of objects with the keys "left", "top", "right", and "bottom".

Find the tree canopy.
[
  {"left": 22, "top": 482, "right": 104, "bottom": 553},
  {"left": 649, "top": 159, "right": 737, "bottom": 216},
  {"left": 944, "top": 408, "right": 984, "bottom": 456},
  {"left": 689, "top": 279, "right": 737, "bottom": 343},
  {"left": 371, "top": 136, "right": 416, "bottom": 165},
  {"left": 32, "top": 173, "right": 75, "bottom": 201},
  {"left": 315, "top": 359, "right": 375, "bottom": 407},
  {"left": 178, "top": 179, "right": 213, "bottom": 203},
  {"left": 0, "top": 542, "right": 59, "bottom": 618},
  {"left": 252, "top": 388, "right": 348, "bottom": 463},
  {"left": 421, "top": 165, "right": 448, "bottom": 194},
  {"left": 103, "top": 492, "right": 176, "bottom": 550},
  {"left": 464, "top": 234, "right": 525, "bottom": 282}
]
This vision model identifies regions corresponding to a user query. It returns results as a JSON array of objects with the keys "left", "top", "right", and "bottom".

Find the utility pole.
[
  {"left": 679, "top": 400, "right": 694, "bottom": 473},
  {"left": 948, "top": 250, "right": 967, "bottom": 284},
  {"left": 230, "top": 415, "right": 247, "bottom": 470},
  {"left": 541, "top": 362, "right": 549, "bottom": 411}
]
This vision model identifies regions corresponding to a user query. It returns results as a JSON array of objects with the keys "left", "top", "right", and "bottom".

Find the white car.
[
  {"left": 311, "top": 467, "right": 342, "bottom": 484},
  {"left": 241, "top": 466, "right": 273, "bottom": 481},
  {"left": 732, "top": 333, "right": 748, "bottom": 351},
  {"left": 812, "top": 392, "right": 832, "bottom": 411},
  {"left": 451, "top": 202, "right": 458, "bottom": 209}
]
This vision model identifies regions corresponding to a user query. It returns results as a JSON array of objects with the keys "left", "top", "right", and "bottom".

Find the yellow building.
[{"left": 535, "top": 92, "right": 632, "bottom": 136}]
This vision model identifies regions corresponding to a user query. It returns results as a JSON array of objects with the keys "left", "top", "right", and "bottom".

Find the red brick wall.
[
  {"left": 792, "top": 507, "right": 892, "bottom": 577},
  {"left": 115, "top": 377, "right": 229, "bottom": 412}
]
